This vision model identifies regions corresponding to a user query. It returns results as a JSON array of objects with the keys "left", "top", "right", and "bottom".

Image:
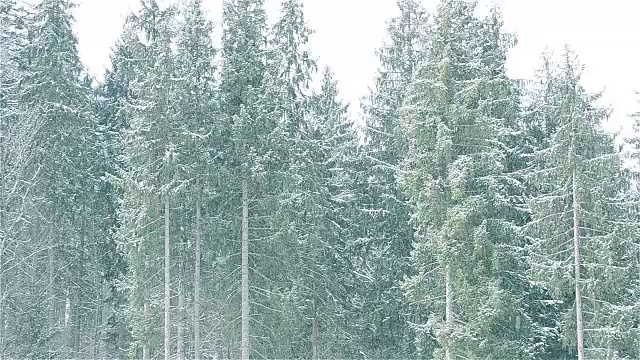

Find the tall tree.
[
  {"left": 219, "top": 0, "right": 268, "bottom": 357},
  {"left": 356, "top": 0, "right": 430, "bottom": 357},
  {"left": 115, "top": 1, "right": 180, "bottom": 358},
  {"left": 15, "top": 0, "right": 105, "bottom": 357},
  {"left": 305, "top": 66, "right": 361, "bottom": 359},
  {"left": 0, "top": 2, "right": 38, "bottom": 358},
  {"left": 525, "top": 48, "right": 640, "bottom": 359},
  {"left": 262, "top": 0, "right": 326, "bottom": 356},
  {"left": 400, "top": 1, "right": 540, "bottom": 358},
  {"left": 173, "top": 0, "right": 217, "bottom": 358}
]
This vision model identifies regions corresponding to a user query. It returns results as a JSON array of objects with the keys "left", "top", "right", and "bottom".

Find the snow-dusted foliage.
[
  {"left": 0, "top": 0, "right": 638, "bottom": 359},
  {"left": 525, "top": 49, "right": 640, "bottom": 359}
]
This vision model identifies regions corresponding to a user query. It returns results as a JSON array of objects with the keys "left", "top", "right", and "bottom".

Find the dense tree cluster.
[{"left": 0, "top": 0, "right": 638, "bottom": 359}]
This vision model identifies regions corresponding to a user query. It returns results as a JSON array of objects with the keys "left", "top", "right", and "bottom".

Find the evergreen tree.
[
  {"left": 355, "top": 0, "right": 430, "bottom": 357},
  {"left": 96, "top": 26, "right": 144, "bottom": 358},
  {"left": 173, "top": 1, "right": 217, "bottom": 358},
  {"left": 261, "top": 0, "right": 326, "bottom": 356},
  {"left": 399, "top": 1, "right": 540, "bottom": 358},
  {"left": 15, "top": 0, "right": 106, "bottom": 357},
  {"left": 306, "top": 67, "right": 364, "bottom": 358},
  {"left": 0, "top": 2, "right": 39, "bottom": 358},
  {"left": 114, "top": 2, "right": 180, "bottom": 358},
  {"left": 525, "top": 48, "right": 640, "bottom": 359},
  {"left": 218, "top": 0, "right": 271, "bottom": 357}
]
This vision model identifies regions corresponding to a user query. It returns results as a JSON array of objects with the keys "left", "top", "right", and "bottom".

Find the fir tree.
[
  {"left": 356, "top": 0, "right": 430, "bottom": 356},
  {"left": 219, "top": 0, "right": 270, "bottom": 357},
  {"left": 16, "top": 0, "right": 104, "bottom": 356},
  {"left": 525, "top": 48, "right": 640, "bottom": 359},
  {"left": 114, "top": 2, "right": 180, "bottom": 358},
  {"left": 173, "top": 1, "right": 217, "bottom": 358},
  {"left": 400, "top": 1, "right": 539, "bottom": 358}
]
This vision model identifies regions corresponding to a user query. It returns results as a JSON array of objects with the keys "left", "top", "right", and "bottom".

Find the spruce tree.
[
  {"left": 525, "top": 48, "right": 640, "bottom": 359},
  {"left": 114, "top": 2, "right": 180, "bottom": 358},
  {"left": 219, "top": 0, "right": 270, "bottom": 357},
  {"left": 16, "top": 0, "right": 104, "bottom": 356},
  {"left": 262, "top": 0, "right": 325, "bottom": 356},
  {"left": 173, "top": 1, "right": 217, "bottom": 358},
  {"left": 356, "top": 0, "right": 430, "bottom": 356},
  {"left": 399, "top": 1, "right": 539, "bottom": 358}
]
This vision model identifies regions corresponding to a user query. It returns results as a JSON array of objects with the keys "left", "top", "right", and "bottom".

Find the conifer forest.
[{"left": 2, "top": 0, "right": 640, "bottom": 358}]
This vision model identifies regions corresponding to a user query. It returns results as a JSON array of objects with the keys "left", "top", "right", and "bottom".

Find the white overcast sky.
[{"left": 73, "top": 0, "right": 640, "bottom": 135}]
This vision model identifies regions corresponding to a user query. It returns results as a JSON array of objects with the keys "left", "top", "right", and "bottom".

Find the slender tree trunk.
[
  {"left": 143, "top": 296, "right": 149, "bottom": 360},
  {"left": 92, "top": 279, "right": 102, "bottom": 360},
  {"left": 445, "top": 266, "right": 453, "bottom": 360},
  {"left": 177, "top": 255, "right": 185, "bottom": 360},
  {"left": 0, "top": 173, "right": 4, "bottom": 360},
  {"left": 0, "top": 145, "right": 4, "bottom": 360},
  {"left": 241, "top": 178, "right": 250, "bottom": 360},
  {"left": 63, "top": 289, "right": 71, "bottom": 357},
  {"left": 0, "top": 208, "right": 4, "bottom": 360},
  {"left": 194, "top": 184, "right": 202, "bottom": 360},
  {"left": 0, "top": 226, "right": 4, "bottom": 360},
  {"left": 72, "top": 290, "right": 81, "bottom": 357},
  {"left": 48, "top": 233, "right": 55, "bottom": 356},
  {"left": 573, "top": 171, "right": 584, "bottom": 360},
  {"left": 93, "top": 239, "right": 102, "bottom": 360},
  {"left": 311, "top": 299, "right": 318, "bottom": 360},
  {"left": 164, "top": 196, "right": 171, "bottom": 360}
]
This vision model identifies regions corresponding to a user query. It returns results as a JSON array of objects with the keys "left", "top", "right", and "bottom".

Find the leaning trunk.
[
  {"left": 573, "top": 171, "right": 584, "bottom": 360},
  {"left": 241, "top": 178, "right": 250, "bottom": 360}
]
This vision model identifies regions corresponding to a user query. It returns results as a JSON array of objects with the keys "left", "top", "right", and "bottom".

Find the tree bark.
[
  {"left": 573, "top": 171, "right": 584, "bottom": 360},
  {"left": 0, "top": 207, "right": 4, "bottom": 360},
  {"left": 194, "top": 184, "right": 202, "bottom": 360},
  {"left": 48, "top": 233, "right": 55, "bottom": 356},
  {"left": 241, "top": 178, "right": 250, "bottom": 360},
  {"left": 92, "top": 278, "right": 102, "bottom": 360},
  {"left": 0, "top": 162, "right": 4, "bottom": 360},
  {"left": 445, "top": 266, "right": 453, "bottom": 360},
  {"left": 0, "top": 225, "right": 4, "bottom": 360},
  {"left": 143, "top": 296, "right": 149, "bottom": 360},
  {"left": 164, "top": 196, "right": 171, "bottom": 360},
  {"left": 311, "top": 299, "right": 318, "bottom": 360},
  {"left": 92, "top": 239, "right": 102, "bottom": 360},
  {"left": 177, "top": 253, "right": 185, "bottom": 360},
  {"left": 63, "top": 289, "right": 71, "bottom": 357}
]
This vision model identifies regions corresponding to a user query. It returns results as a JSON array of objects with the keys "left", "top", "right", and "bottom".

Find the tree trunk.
[
  {"left": 48, "top": 233, "right": 55, "bottom": 356},
  {"left": 311, "top": 299, "right": 318, "bottom": 360},
  {"left": 164, "top": 196, "right": 171, "bottom": 360},
  {"left": 0, "top": 179, "right": 4, "bottom": 360},
  {"left": 0, "top": 214, "right": 4, "bottom": 360},
  {"left": 143, "top": 296, "right": 149, "bottom": 360},
  {"left": 241, "top": 178, "right": 250, "bottom": 360},
  {"left": 445, "top": 266, "right": 453, "bottom": 360},
  {"left": 63, "top": 289, "right": 71, "bottom": 357},
  {"left": 92, "top": 242, "right": 102, "bottom": 360},
  {"left": 92, "top": 279, "right": 102, "bottom": 360},
  {"left": 194, "top": 185, "right": 202, "bottom": 360},
  {"left": 573, "top": 171, "right": 584, "bottom": 360},
  {"left": 177, "top": 254, "right": 185, "bottom": 360},
  {"left": 0, "top": 226, "right": 4, "bottom": 360}
]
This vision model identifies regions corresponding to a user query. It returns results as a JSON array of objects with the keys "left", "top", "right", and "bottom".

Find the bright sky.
[{"left": 73, "top": 0, "right": 640, "bottom": 136}]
